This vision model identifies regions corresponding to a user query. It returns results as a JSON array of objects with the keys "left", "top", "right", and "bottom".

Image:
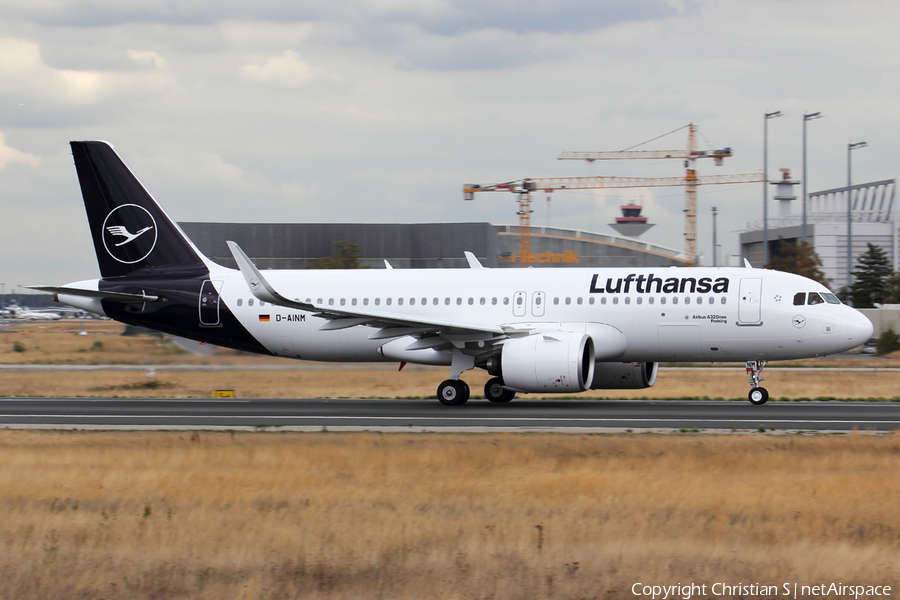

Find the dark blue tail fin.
[{"left": 71, "top": 141, "right": 208, "bottom": 279}]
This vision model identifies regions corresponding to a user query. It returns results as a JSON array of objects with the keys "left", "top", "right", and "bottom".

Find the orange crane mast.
[
  {"left": 464, "top": 171, "right": 763, "bottom": 264},
  {"left": 556, "top": 123, "right": 756, "bottom": 264}
]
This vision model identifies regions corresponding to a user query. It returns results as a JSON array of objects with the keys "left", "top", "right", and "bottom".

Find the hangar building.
[
  {"left": 179, "top": 222, "right": 690, "bottom": 270},
  {"left": 739, "top": 179, "right": 897, "bottom": 288}
]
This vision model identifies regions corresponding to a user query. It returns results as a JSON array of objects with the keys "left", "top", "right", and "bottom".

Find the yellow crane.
[
  {"left": 464, "top": 171, "right": 763, "bottom": 264},
  {"left": 556, "top": 123, "right": 761, "bottom": 264},
  {"left": 464, "top": 124, "right": 763, "bottom": 266}
]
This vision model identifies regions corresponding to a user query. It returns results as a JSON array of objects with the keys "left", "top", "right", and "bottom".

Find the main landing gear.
[
  {"left": 436, "top": 377, "right": 518, "bottom": 406},
  {"left": 484, "top": 377, "right": 516, "bottom": 403},
  {"left": 746, "top": 360, "right": 769, "bottom": 405},
  {"left": 437, "top": 379, "right": 470, "bottom": 406}
]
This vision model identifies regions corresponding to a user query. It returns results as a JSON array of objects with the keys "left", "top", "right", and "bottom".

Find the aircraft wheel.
[
  {"left": 438, "top": 380, "right": 470, "bottom": 406},
  {"left": 484, "top": 377, "right": 515, "bottom": 403},
  {"left": 748, "top": 387, "right": 769, "bottom": 405}
]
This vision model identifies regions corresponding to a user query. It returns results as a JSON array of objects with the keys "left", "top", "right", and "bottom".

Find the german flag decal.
[{"left": 259, "top": 314, "right": 270, "bottom": 322}]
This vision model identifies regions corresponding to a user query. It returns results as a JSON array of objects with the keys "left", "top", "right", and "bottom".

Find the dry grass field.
[
  {"left": 2, "top": 320, "right": 900, "bottom": 400},
  {"left": 0, "top": 431, "right": 898, "bottom": 599}
]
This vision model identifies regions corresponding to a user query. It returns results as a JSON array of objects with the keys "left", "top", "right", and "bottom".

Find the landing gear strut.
[
  {"left": 437, "top": 379, "right": 470, "bottom": 406},
  {"left": 746, "top": 360, "right": 768, "bottom": 405}
]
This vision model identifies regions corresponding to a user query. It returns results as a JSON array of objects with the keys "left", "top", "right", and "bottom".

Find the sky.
[{"left": 2, "top": 0, "right": 899, "bottom": 290}]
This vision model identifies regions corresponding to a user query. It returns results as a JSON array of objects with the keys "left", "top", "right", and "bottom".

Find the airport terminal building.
[
  {"left": 739, "top": 179, "right": 897, "bottom": 288},
  {"left": 179, "top": 222, "right": 690, "bottom": 270}
]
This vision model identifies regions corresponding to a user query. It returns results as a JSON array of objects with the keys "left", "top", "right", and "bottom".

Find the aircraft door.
[
  {"left": 513, "top": 292, "right": 527, "bottom": 317},
  {"left": 199, "top": 280, "right": 223, "bottom": 327},
  {"left": 531, "top": 292, "right": 545, "bottom": 317},
  {"left": 738, "top": 278, "right": 762, "bottom": 324}
]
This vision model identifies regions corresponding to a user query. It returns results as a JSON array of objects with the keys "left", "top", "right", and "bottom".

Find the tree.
[
  {"left": 764, "top": 238, "right": 828, "bottom": 286},
  {"left": 882, "top": 273, "right": 900, "bottom": 305},
  {"left": 876, "top": 327, "right": 900, "bottom": 355},
  {"left": 306, "top": 241, "right": 364, "bottom": 269},
  {"left": 848, "top": 243, "right": 892, "bottom": 308}
]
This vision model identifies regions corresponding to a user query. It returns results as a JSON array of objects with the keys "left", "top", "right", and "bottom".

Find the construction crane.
[
  {"left": 463, "top": 171, "right": 763, "bottom": 264},
  {"left": 556, "top": 123, "right": 755, "bottom": 264}
]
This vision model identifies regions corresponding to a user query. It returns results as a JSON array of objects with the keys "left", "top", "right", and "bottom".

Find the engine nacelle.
[
  {"left": 590, "top": 362, "right": 658, "bottom": 389},
  {"left": 501, "top": 332, "right": 595, "bottom": 393}
]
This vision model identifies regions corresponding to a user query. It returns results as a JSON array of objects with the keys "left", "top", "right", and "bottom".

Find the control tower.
[{"left": 609, "top": 202, "right": 655, "bottom": 237}]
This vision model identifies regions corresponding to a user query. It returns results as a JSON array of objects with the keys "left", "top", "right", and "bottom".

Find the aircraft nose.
[{"left": 847, "top": 308, "right": 874, "bottom": 345}]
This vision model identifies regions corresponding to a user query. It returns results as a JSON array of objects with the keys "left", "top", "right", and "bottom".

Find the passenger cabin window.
[
  {"left": 249, "top": 299, "right": 254, "bottom": 307},
  {"left": 794, "top": 292, "right": 806, "bottom": 306},
  {"left": 237, "top": 298, "right": 243, "bottom": 307},
  {"left": 808, "top": 292, "right": 825, "bottom": 305}
]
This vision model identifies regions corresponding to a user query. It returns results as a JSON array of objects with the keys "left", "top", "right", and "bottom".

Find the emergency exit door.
[
  {"left": 199, "top": 280, "right": 223, "bottom": 326},
  {"left": 738, "top": 278, "right": 762, "bottom": 324}
]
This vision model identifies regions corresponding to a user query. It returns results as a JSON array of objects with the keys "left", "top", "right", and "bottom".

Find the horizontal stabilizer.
[{"left": 28, "top": 285, "right": 158, "bottom": 303}]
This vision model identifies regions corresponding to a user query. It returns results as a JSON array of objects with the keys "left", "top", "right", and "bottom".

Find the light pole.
[
  {"left": 711, "top": 206, "right": 718, "bottom": 267},
  {"left": 802, "top": 112, "right": 822, "bottom": 243},
  {"left": 847, "top": 140, "right": 868, "bottom": 290},
  {"left": 763, "top": 110, "right": 783, "bottom": 265}
]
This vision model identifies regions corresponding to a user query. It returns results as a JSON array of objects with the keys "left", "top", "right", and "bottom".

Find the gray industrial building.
[
  {"left": 179, "top": 222, "right": 689, "bottom": 270},
  {"left": 740, "top": 179, "right": 897, "bottom": 288}
]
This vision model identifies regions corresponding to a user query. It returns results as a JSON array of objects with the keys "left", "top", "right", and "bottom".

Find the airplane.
[
  {"left": 31, "top": 141, "right": 873, "bottom": 406},
  {"left": 6, "top": 302, "right": 62, "bottom": 321}
]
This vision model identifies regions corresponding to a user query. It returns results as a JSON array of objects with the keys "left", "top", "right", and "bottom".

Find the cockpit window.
[
  {"left": 822, "top": 292, "right": 841, "bottom": 305},
  {"left": 807, "top": 292, "right": 825, "bottom": 305},
  {"left": 793, "top": 292, "right": 806, "bottom": 306}
]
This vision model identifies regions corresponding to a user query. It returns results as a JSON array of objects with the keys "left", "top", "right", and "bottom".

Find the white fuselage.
[{"left": 185, "top": 264, "right": 872, "bottom": 364}]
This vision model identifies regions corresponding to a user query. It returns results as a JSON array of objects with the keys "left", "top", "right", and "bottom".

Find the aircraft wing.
[{"left": 227, "top": 241, "right": 523, "bottom": 342}]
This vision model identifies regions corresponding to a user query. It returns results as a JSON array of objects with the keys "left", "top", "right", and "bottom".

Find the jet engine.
[
  {"left": 500, "top": 332, "right": 595, "bottom": 393},
  {"left": 590, "top": 361, "right": 658, "bottom": 389}
]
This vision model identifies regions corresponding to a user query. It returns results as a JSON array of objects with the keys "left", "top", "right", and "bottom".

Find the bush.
[
  {"left": 876, "top": 327, "right": 900, "bottom": 355},
  {"left": 12, "top": 341, "right": 26, "bottom": 353},
  {"left": 90, "top": 340, "right": 104, "bottom": 352}
]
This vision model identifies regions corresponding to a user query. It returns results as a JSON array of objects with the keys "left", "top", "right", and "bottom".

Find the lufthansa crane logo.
[{"left": 102, "top": 204, "right": 158, "bottom": 264}]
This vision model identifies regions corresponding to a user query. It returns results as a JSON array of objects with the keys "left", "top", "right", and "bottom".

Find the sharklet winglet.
[
  {"left": 227, "top": 241, "right": 314, "bottom": 312},
  {"left": 464, "top": 251, "right": 485, "bottom": 269}
]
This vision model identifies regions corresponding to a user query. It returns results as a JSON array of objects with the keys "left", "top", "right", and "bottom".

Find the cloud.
[
  {"left": 239, "top": 50, "right": 316, "bottom": 88},
  {"left": 0, "top": 133, "right": 39, "bottom": 168},
  {"left": 3, "top": 0, "right": 693, "bottom": 35},
  {"left": 127, "top": 49, "right": 167, "bottom": 69},
  {"left": 0, "top": 37, "right": 174, "bottom": 106}
]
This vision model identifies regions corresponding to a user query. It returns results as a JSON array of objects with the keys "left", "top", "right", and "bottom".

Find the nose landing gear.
[{"left": 746, "top": 360, "right": 768, "bottom": 405}]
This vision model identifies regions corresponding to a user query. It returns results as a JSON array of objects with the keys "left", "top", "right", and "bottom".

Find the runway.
[{"left": 1, "top": 397, "right": 899, "bottom": 432}]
